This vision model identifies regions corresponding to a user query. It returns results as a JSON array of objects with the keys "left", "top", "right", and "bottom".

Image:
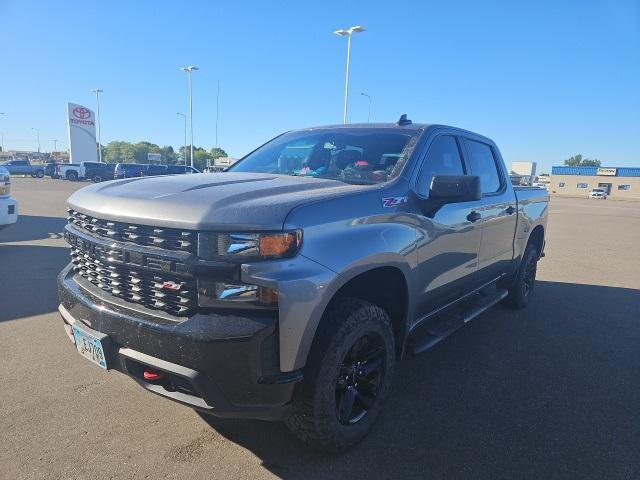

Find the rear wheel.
[
  {"left": 285, "top": 298, "right": 395, "bottom": 452},
  {"left": 92, "top": 174, "right": 102, "bottom": 183},
  {"left": 504, "top": 245, "right": 538, "bottom": 309},
  {"left": 67, "top": 171, "right": 78, "bottom": 181},
  {"left": 35, "top": 169, "right": 44, "bottom": 178}
]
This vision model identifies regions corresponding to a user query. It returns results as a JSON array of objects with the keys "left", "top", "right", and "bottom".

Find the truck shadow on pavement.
[
  {"left": 0, "top": 215, "right": 66, "bottom": 242},
  {"left": 0, "top": 244, "right": 69, "bottom": 322},
  {"left": 198, "top": 280, "right": 640, "bottom": 480}
]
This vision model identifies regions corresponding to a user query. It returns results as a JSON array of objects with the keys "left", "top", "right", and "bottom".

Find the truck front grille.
[
  {"left": 67, "top": 208, "right": 197, "bottom": 254},
  {"left": 70, "top": 246, "right": 197, "bottom": 316}
]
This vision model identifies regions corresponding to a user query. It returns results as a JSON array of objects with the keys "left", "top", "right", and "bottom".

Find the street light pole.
[
  {"left": 0, "top": 112, "right": 4, "bottom": 152},
  {"left": 90, "top": 89, "right": 103, "bottom": 163},
  {"left": 176, "top": 113, "right": 187, "bottom": 166},
  {"left": 31, "top": 128, "right": 40, "bottom": 153},
  {"left": 180, "top": 66, "right": 199, "bottom": 169},
  {"left": 52, "top": 139, "right": 58, "bottom": 152},
  {"left": 334, "top": 26, "right": 365, "bottom": 124},
  {"left": 215, "top": 80, "right": 220, "bottom": 148},
  {"left": 361, "top": 92, "right": 372, "bottom": 122}
]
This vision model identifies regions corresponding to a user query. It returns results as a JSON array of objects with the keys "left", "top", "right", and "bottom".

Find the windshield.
[{"left": 228, "top": 128, "right": 421, "bottom": 185}]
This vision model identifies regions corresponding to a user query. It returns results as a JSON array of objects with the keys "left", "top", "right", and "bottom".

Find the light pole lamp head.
[
  {"left": 180, "top": 66, "right": 199, "bottom": 73},
  {"left": 334, "top": 25, "right": 366, "bottom": 37},
  {"left": 90, "top": 89, "right": 103, "bottom": 94}
]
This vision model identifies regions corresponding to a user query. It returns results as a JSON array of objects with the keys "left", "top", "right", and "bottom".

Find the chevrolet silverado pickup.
[
  {"left": 58, "top": 119, "right": 548, "bottom": 451},
  {"left": 58, "top": 161, "right": 113, "bottom": 182}
]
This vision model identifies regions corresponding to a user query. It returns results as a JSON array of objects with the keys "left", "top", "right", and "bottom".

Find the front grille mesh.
[
  {"left": 67, "top": 208, "right": 197, "bottom": 254},
  {"left": 71, "top": 246, "right": 197, "bottom": 316}
]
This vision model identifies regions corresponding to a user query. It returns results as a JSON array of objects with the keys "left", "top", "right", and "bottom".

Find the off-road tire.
[
  {"left": 67, "top": 171, "right": 78, "bottom": 181},
  {"left": 504, "top": 245, "right": 538, "bottom": 309},
  {"left": 285, "top": 297, "right": 395, "bottom": 452}
]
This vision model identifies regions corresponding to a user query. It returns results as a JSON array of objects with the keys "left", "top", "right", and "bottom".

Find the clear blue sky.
[{"left": 1, "top": 0, "right": 638, "bottom": 173}]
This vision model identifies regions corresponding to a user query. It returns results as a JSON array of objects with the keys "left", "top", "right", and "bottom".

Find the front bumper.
[
  {"left": 58, "top": 264, "right": 300, "bottom": 420},
  {"left": 0, "top": 196, "right": 18, "bottom": 228}
]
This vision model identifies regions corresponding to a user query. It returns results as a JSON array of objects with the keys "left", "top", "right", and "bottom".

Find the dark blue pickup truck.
[{"left": 0, "top": 159, "right": 45, "bottom": 178}]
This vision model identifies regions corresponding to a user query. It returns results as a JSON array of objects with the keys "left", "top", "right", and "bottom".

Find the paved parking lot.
[{"left": 1, "top": 178, "right": 639, "bottom": 480}]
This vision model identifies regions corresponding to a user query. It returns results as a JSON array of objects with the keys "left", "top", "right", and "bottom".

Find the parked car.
[
  {"left": 0, "top": 166, "right": 18, "bottom": 229},
  {"left": 589, "top": 187, "right": 608, "bottom": 199},
  {"left": 166, "top": 165, "right": 200, "bottom": 174},
  {"left": 114, "top": 163, "right": 148, "bottom": 179},
  {"left": 145, "top": 164, "right": 168, "bottom": 176},
  {"left": 59, "top": 119, "right": 548, "bottom": 452},
  {"left": 58, "top": 161, "right": 110, "bottom": 181},
  {"left": 0, "top": 159, "right": 45, "bottom": 178},
  {"left": 44, "top": 162, "right": 62, "bottom": 179},
  {"left": 86, "top": 163, "right": 116, "bottom": 182}
]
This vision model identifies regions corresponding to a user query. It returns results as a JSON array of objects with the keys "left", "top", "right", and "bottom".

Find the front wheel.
[
  {"left": 92, "top": 175, "right": 102, "bottom": 183},
  {"left": 285, "top": 298, "right": 395, "bottom": 452},
  {"left": 504, "top": 245, "right": 538, "bottom": 309},
  {"left": 35, "top": 170, "right": 44, "bottom": 178}
]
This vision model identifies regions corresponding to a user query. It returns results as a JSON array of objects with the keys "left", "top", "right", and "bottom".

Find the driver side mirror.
[{"left": 429, "top": 175, "right": 481, "bottom": 203}]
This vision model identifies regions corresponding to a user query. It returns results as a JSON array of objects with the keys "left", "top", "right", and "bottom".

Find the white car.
[
  {"left": 589, "top": 188, "right": 608, "bottom": 199},
  {"left": 0, "top": 166, "right": 18, "bottom": 229}
]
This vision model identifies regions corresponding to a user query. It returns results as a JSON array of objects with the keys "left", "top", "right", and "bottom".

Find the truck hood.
[{"left": 67, "top": 172, "right": 366, "bottom": 230}]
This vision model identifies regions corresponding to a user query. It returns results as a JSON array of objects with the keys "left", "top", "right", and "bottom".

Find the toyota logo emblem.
[{"left": 73, "top": 107, "right": 92, "bottom": 119}]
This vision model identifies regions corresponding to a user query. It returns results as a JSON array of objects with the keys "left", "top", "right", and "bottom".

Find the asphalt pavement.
[{"left": 1, "top": 178, "right": 639, "bottom": 480}]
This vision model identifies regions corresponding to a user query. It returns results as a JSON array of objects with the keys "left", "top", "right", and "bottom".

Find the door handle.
[
  {"left": 466, "top": 211, "right": 481, "bottom": 223},
  {"left": 505, "top": 206, "right": 516, "bottom": 215}
]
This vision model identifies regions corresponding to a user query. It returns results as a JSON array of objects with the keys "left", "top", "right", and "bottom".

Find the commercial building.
[{"left": 550, "top": 166, "right": 640, "bottom": 200}]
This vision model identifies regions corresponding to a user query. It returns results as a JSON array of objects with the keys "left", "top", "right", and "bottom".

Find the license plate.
[{"left": 72, "top": 324, "right": 108, "bottom": 369}]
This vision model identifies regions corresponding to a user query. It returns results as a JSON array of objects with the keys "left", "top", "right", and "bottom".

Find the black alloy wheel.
[
  {"left": 335, "top": 334, "right": 385, "bottom": 425},
  {"left": 522, "top": 254, "right": 536, "bottom": 298}
]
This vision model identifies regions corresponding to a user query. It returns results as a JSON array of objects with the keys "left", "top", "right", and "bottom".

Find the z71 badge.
[{"left": 382, "top": 196, "right": 408, "bottom": 208}]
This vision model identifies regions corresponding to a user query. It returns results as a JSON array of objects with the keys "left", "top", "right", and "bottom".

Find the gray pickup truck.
[{"left": 58, "top": 118, "right": 548, "bottom": 451}]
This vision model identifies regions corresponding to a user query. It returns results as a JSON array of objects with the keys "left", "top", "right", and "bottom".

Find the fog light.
[{"left": 198, "top": 279, "right": 278, "bottom": 308}]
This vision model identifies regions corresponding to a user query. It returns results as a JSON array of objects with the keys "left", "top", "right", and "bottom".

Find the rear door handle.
[
  {"left": 467, "top": 211, "right": 481, "bottom": 223},
  {"left": 505, "top": 206, "right": 516, "bottom": 215}
]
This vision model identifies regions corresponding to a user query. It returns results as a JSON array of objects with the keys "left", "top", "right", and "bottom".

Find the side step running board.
[{"left": 408, "top": 288, "right": 508, "bottom": 356}]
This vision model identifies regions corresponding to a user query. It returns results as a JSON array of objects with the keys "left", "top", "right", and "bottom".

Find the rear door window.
[{"left": 463, "top": 139, "right": 502, "bottom": 194}]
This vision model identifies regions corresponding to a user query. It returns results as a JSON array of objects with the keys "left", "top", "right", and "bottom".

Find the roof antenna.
[{"left": 397, "top": 114, "right": 412, "bottom": 126}]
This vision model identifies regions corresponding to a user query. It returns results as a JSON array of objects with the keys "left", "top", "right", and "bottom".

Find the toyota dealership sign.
[{"left": 67, "top": 102, "right": 98, "bottom": 163}]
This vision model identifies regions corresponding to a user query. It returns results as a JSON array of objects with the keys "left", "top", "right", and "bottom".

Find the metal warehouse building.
[{"left": 550, "top": 166, "right": 640, "bottom": 200}]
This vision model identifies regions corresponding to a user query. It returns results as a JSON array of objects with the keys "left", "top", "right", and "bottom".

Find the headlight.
[
  {"left": 197, "top": 230, "right": 302, "bottom": 262},
  {"left": 0, "top": 178, "right": 10, "bottom": 196},
  {"left": 198, "top": 280, "right": 278, "bottom": 308}
]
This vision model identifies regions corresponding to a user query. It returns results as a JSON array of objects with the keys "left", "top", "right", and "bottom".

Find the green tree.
[
  {"left": 193, "top": 147, "right": 212, "bottom": 171},
  {"left": 209, "top": 147, "right": 228, "bottom": 160},
  {"left": 564, "top": 154, "right": 601, "bottom": 167}
]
